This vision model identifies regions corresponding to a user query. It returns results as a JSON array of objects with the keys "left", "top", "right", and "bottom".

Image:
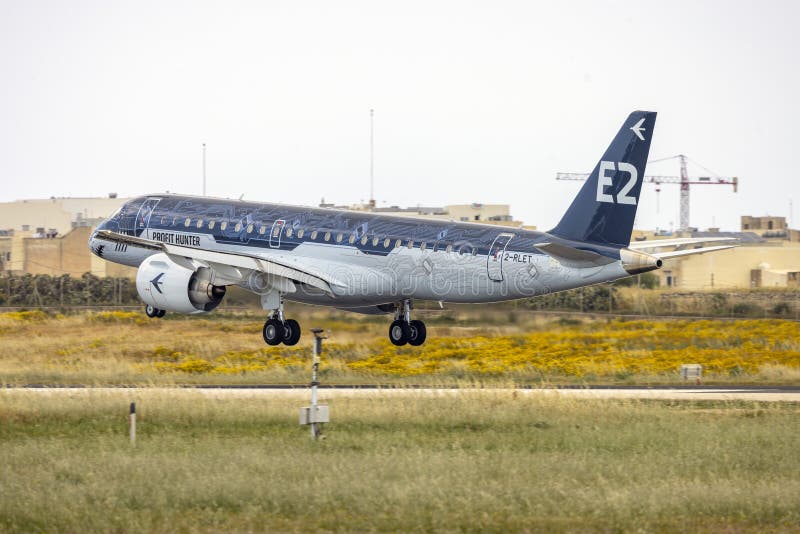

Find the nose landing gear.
[
  {"left": 144, "top": 304, "right": 166, "bottom": 318},
  {"left": 389, "top": 300, "right": 427, "bottom": 346}
]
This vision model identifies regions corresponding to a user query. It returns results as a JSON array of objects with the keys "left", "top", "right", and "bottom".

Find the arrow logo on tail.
[
  {"left": 150, "top": 273, "right": 165, "bottom": 294},
  {"left": 630, "top": 118, "right": 646, "bottom": 141}
]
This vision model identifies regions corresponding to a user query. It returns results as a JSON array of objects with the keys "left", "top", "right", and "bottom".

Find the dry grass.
[
  {"left": 0, "top": 389, "right": 798, "bottom": 532},
  {"left": 0, "top": 308, "right": 798, "bottom": 385}
]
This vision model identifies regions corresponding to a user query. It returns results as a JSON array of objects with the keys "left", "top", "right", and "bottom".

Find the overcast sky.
[{"left": 1, "top": 0, "right": 798, "bottom": 231}]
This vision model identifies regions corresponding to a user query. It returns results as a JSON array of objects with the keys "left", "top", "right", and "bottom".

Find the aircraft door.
[
  {"left": 487, "top": 233, "right": 514, "bottom": 282},
  {"left": 270, "top": 219, "right": 285, "bottom": 248}
]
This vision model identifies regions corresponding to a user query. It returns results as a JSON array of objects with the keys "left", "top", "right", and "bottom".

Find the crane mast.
[{"left": 679, "top": 154, "right": 690, "bottom": 231}]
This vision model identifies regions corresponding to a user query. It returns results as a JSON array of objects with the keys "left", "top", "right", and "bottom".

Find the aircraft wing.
[
  {"left": 628, "top": 237, "right": 737, "bottom": 250},
  {"left": 94, "top": 230, "right": 342, "bottom": 293},
  {"left": 650, "top": 244, "right": 738, "bottom": 260}
]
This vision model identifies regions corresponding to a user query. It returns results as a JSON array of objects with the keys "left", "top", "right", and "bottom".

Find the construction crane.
[{"left": 556, "top": 154, "right": 738, "bottom": 231}]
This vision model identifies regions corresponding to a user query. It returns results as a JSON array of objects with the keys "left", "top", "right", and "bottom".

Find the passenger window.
[
  {"left": 160, "top": 216, "right": 167, "bottom": 225},
  {"left": 471, "top": 247, "right": 478, "bottom": 256},
  {"left": 184, "top": 218, "right": 191, "bottom": 227},
  {"left": 286, "top": 228, "right": 293, "bottom": 238},
  {"left": 298, "top": 229, "right": 305, "bottom": 238},
  {"left": 421, "top": 242, "right": 427, "bottom": 251},
  {"left": 259, "top": 226, "right": 266, "bottom": 235},
  {"left": 372, "top": 236, "right": 379, "bottom": 246},
  {"left": 196, "top": 219, "right": 203, "bottom": 228},
  {"left": 234, "top": 223, "right": 242, "bottom": 232},
  {"left": 324, "top": 232, "right": 331, "bottom": 242},
  {"left": 336, "top": 233, "right": 343, "bottom": 243},
  {"left": 395, "top": 239, "right": 402, "bottom": 248},
  {"left": 245, "top": 224, "right": 252, "bottom": 233},
  {"left": 407, "top": 240, "right": 414, "bottom": 249},
  {"left": 208, "top": 220, "right": 215, "bottom": 230},
  {"left": 349, "top": 235, "right": 356, "bottom": 244},
  {"left": 220, "top": 221, "right": 228, "bottom": 231},
  {"left": 383, "top": 238, "right": 390, "bottom": 248},
  {"left": 311, "top": 230, "right": 318, "bottom": 240},
  {"left": 361, "top": 235, "right": 368, "bottom": 245},
  {"left": 446, "top": 244, "right": 453, "bottom": 254}
]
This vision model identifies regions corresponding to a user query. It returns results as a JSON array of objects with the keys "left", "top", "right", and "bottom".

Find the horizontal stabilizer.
[
  {"left": 629, "top": 237, "right": 737, "bottom": 250},
  {"left": 652, "top": 244, "right": 737, "bottom": 260},
  {"left": 534, "top": 242, "right": 616, "bottom": 268}
]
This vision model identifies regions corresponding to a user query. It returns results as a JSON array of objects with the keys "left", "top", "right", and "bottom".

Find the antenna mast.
[
  {"left": 202, "top": 143, "right": 207, "bottom": 196},
  {"left": 369, "top": 109, "right": 375, "bottom": 209}
]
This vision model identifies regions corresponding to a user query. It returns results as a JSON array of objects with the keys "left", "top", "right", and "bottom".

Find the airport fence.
[{"left": 0, "top": 273, "right": 798, "bottom": 320}]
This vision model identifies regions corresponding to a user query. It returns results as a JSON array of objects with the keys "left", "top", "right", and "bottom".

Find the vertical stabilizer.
[{"left": 550, "top": 111, "right": 657, "bottom": 247}]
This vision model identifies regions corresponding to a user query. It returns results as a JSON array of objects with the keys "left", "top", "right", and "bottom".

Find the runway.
[{"left": 4, "top": 385, "right": 800, "bottom": 402}]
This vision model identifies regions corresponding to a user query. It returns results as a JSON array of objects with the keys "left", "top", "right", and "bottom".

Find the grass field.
[
  {"left": 0, "top": 389, "right": 798, "bottom": 532},
  {"left": 0, "top": 308, "right": 798, "bottom": 385}
]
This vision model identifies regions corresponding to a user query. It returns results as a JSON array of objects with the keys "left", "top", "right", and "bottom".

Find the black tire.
[
  {"left": 145, "top": 304, "right": 159, "bottom": 318},
  {"left": 283, "top": 319, "right": 301, "bottom": 346},
  {"left": 262, "top": 319, "right": 284, "bottom": 346},
  {"left": 389, "top": 320, "right": 410, "bottom": 346},
  {"left": 156, "top": 309, "right": 166, "bottom": 318},
  {"left": 407, "top": 320, "right": 427, "bottom": 346}
]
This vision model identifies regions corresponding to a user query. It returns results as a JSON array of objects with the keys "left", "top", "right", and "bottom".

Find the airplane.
[{"left": 89, "top": 110, "right": 736, "bottom": 346}]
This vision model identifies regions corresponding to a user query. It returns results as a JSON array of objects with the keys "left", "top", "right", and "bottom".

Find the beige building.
[
  {"left": 651, "top": 215, "right": 800, "bottom": 290},
  {"left": 2, "top": 227, "right": 135, "bottom": 278},
  {"left": 740, "top": 215, "right": 800, "bottom": 241},
  {"left": 0, "top": 195, "right": 134, "bottom": 278},
  {"left": 0, "top": 195, "right": 130, "bottom": 237},
  {"left": 319, "top": 200, "right": 532, "bottom": 228},
  {"left": 658, "top": 241, "right": 800, "bottom": 289}
]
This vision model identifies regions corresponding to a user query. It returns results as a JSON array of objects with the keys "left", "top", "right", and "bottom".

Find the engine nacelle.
[{"left": 136, "top": 253, "right": 226, "bottom": 314}]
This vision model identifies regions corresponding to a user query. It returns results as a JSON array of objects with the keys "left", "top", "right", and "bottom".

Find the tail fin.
[{"left": 550, "top": 110, "right": 657, "bottom": 247}]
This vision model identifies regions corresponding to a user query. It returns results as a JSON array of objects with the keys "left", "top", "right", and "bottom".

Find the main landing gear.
[
  {"left": 389, "top": 300, "right": 426, "bottom": 346},
  {"left": 144, "top": 304, "right": 166, "bottom": 318},
  {"left": 262, "top": 299, "right": 301, "bottom": 346}
]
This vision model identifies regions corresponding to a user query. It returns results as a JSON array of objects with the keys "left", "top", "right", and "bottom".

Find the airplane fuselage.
[{"left": 91, "top": 194, "right": 632, "bottom": 309}]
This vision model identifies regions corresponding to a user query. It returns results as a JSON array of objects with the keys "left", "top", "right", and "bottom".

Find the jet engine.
[{"left": 135, "top": 253, "right": 226, "bottom": 314}]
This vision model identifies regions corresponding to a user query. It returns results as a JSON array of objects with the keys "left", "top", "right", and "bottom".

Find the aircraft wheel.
[
  {"left": 263, "top": 318, "right": 284, "bottom": 346},
  {"left": 407, "top": 320, "right": 427, "bottom": 346},
  {"left": 156, "top": 309, "right": 166, "bottom": 318},
  {"left": 283, "top": 319, "right": 301, "bottom": 346},
  {"left": 389, "top": 320, "right": 410, "bottom": 346},
  {"left": 145, "top": 304, "right": 159, "bottom": 318}
]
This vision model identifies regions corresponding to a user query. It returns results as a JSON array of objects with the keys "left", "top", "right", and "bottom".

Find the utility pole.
[
  {"left": 369, "top": 109, "right": 375, "bottom": 209},
  {"left": 202, "top": 143, "right": 207, "bottom": 196}
]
